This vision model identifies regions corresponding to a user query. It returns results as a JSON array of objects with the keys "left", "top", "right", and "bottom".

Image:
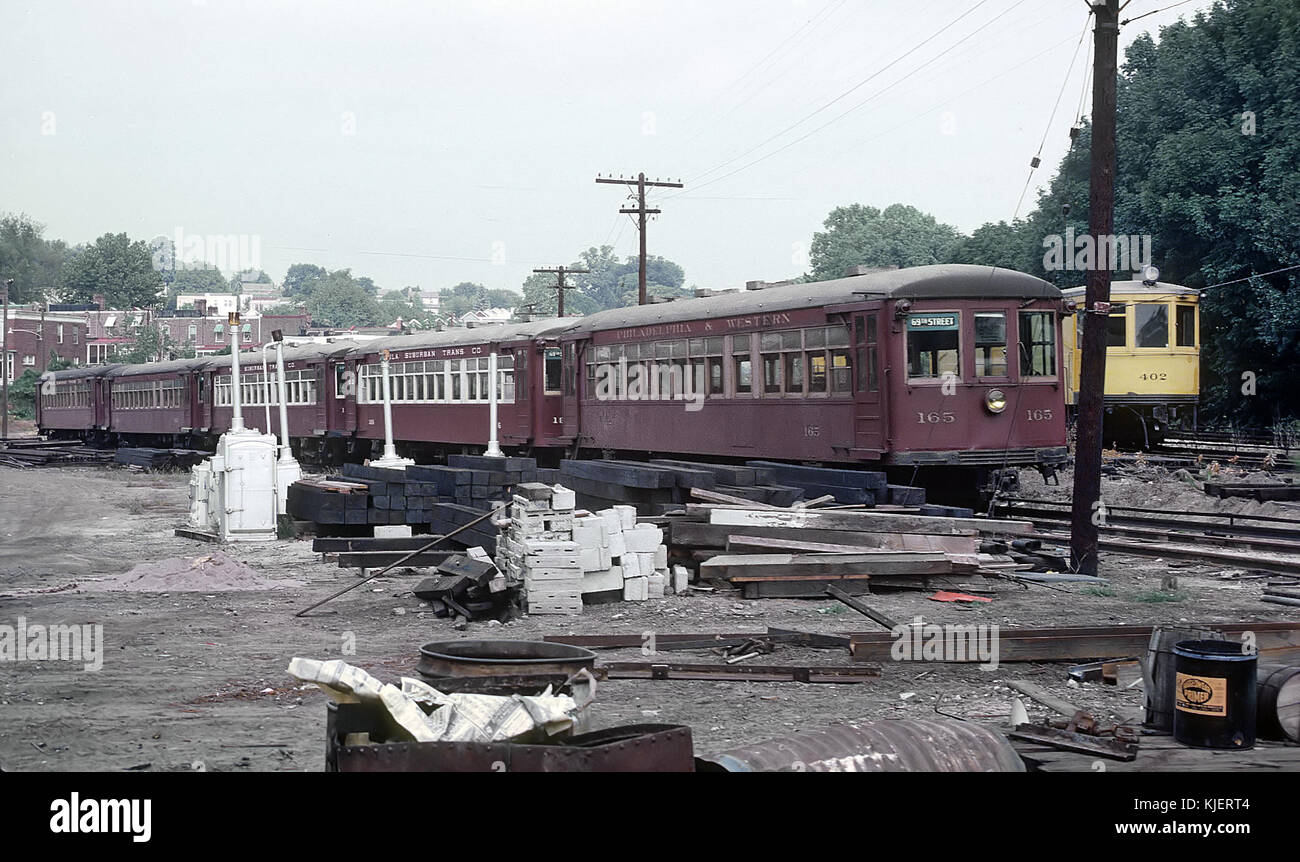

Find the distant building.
[{"left": 3, "top": 306, "right": 88, "bottom": 382}]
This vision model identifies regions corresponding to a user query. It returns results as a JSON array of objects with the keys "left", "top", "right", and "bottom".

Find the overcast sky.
[{"left": 1, "top": 0, "right": 1216, "bottom": 296}]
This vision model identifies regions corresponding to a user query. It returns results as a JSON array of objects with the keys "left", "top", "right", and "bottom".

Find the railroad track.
[
  {"left": 1115, "top": 430, "right": 1300, "bottom": 472},
  {"left": 994, "top": 497, "right": 1300, "bottom": 575}
]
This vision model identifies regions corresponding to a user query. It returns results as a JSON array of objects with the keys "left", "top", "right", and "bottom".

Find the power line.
[
  {"left": 1121, "top": 0, "right": 1198, "bottom": 26},
  {"left": 681, "top": 0, "right": 997, "bottom": 188},
  {"left": 674, "top": 0, "right": 1030, "bottom": 198},
  {"left": 676, "top": 0, "right": 850, "bottom": 149},
  {"left": 1200, "top": 263, "right": 1300, "bottom": 291},
  {"left": 1013, "top": 9, "right": 1094, "bottom": 219},
  {"left": 532, "top": 265, "right": 590, "bottom": 318}
]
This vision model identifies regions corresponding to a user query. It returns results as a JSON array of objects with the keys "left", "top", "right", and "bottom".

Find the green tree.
[
  {"left": 163, "top": 264, "right": 230, "bottom": 309},
  {"left": 809, "top": 203, "right": 961, "bottom": 281},
  {"left": 61, "top": 232, "right": 164, "bottom": 308},
  {"left": 377, "top": 289, "right": 424, "bottom": 323},
  {"left": 282, "top": 263, "right": 328, "bottom": 299},
  {"left": 0, "top": 213, "right": 71, "bottom": 304},
  {"left": 305, "top": 270, "right": 382, "bottom": 327},
  {"left": 516, "top": 246, "right": 688, "bottom": 316}
]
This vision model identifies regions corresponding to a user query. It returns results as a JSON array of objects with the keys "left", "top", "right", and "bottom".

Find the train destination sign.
[{"left": 907, "top": 314, "right": 958, "bottom": 331}]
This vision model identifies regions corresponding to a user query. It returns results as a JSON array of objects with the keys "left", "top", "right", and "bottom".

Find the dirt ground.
[{"left": 1, "top": 461, "right": 1295, "bottom": 772}]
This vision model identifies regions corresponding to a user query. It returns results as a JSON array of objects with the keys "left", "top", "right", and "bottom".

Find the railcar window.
[
  {"left": 1106, "top": 307, "right": 1127, "bottom": 347},
  {"left": 731, "top": 334, "right": 753, "bottom": 395},
  {"left": 687, "top": 336, "right": 725, "bottom": 397},
  {"left": 906, "top": 314, "right": 960, "bottom": 379},
  {"left": 543, "top": 348, "right": 562, "bottom": 395},
  {"left": 1176, "top": 304, "right": 1196, "bottom": 347},
  {"left": 974, "top": 312, "right": 1008, "bottom": 376},
  {"left": 1018, "top": 311, "right": 1056, "bottom": 377},
  {"left": 1136, "top": 303, "right": 1169, "bottom": 348}
]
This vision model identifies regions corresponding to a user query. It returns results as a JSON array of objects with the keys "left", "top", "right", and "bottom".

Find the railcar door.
[
  {"left": 313, "top": 365, "right": 328, "bottom": 435},
  {"left": 509, "top": 345, "right": 531, "bottom": 441},
  {"left": 558, "top": 341, "right": 580, "bottom": 443},
  {"left": 331, "top": 359, "right": 357, "bottom": 434},
  {"left": 853, "top": 310, "right": 886, "bottom": 455}
]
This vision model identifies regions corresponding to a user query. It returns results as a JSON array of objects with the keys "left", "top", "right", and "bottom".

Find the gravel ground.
[{"left": 1, "top": 462, "right": 1295, "bottom": 771}]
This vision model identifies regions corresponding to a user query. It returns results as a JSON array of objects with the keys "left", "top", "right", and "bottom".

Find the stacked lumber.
[
  {"left": 113, "top": 447, "right": 209, "bottom": 470},
  {"left": 0, "top": 444, "right": 115, "bottom": 468},
  {"left": 745, "top": 460, "right": 891, "bottom": 505},
  {"left": 287, "top": 478, "right": 371, "bottom": 525},
  {"left": 675, "top": 506, "right": 1034, "bottom": 597},
  {"left": 432, "top": 503, "right": 501, "bottom": 554},
  {"left": 413, "top": 548, "right": 515, "bottom": 621}
]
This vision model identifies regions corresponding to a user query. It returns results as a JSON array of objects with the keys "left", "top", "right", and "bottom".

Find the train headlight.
[{"left": 985, "top": 389, "right": 1007, "bottom": 414}]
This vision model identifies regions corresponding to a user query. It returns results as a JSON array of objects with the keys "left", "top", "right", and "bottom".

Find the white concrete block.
[
  {"left": 621, "top": 553, "right": 641, "bottom": 578},
  {"left": 581, "top": 566, "right": 623, "bottom": 594},
  {"left": 671, "top": 564, "right": 690, "bottom": 594},
  {"left": 374, "top": 525, "right": 412, "bottom": 539},
  {"left": 637, "top": 552, "right": 657, "bottom": 574},
  {"left": 550, "top": 485, "right": 576, "bottom": 511},
  {"left": 646, "top": 573, "right": 666, "bottom": 598},
  {"left": 622, "top": 576, "right": 649, "bottom": 601},
  {"left": 521, "top": 538, "right": 578, "bottom": 554},
  {"left": 654, "top": 544, "right": 668, "bottom": 569},
  {"left": 623, "top": 525, "right": 663, "bottom": 553},
  {"left": 598, "top": 509, "right": 622, "bottom": 534},
  {"left": 607, "top": 530, "right": 626, "bottom": 558},
  {"left": 614, "top": 505, "right": 637, "bottom": 531}
]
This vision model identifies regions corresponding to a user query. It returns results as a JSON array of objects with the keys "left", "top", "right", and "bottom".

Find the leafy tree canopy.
[
  {"left": 61, "top": 232, "right": 164, "bottom": 309},
  {"left": 809, "top": 203, "right": 961, "bottom": 281}
]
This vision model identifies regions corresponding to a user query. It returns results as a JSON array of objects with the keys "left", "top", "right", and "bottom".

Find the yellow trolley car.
[{"left": 1062, "top": 273, "right": 1200, "bottom": 446}]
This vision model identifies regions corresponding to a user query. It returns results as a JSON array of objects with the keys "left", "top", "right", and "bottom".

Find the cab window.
[
  {"left": 906, "top": 313, "right": 959, "bottom": 379},
  {"left": 543, "top": 348, "right": 562, "bottom": 395},
  {"left": 974, "top": 312, "right": 1008, "bottom": 376},
  {"left": 1175, "top": 304, "right": 1196, "bottom": 347},
  {"left": 1018, "top": 311, "right": 1056, "bottom": 377},
  {"left": 1136, "top": 303, "right": 1169, "bottom": 348}
]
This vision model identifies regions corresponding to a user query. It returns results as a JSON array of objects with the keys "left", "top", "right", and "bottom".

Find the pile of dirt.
[{"left": 88, "top": 552, "right": 301, "bottom": 592}]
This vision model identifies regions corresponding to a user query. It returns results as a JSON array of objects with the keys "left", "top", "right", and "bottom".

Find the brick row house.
[{"left": 2, "top": 306, "right": 89, "bottom": 383}]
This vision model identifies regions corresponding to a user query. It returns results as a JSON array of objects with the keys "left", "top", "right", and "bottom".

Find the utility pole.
[
  {"left": 1070, "top": 0, "right": 1119, "bottom": 576},
  {"left": 595, "top": 172, "right": 683, "bottom": 305},
  {"left": 532, "top": 266, "right": 589, "bottom": 318}
]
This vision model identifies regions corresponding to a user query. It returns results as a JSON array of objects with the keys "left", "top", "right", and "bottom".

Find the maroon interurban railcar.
[
  {"left": 36, "top": 363, "right": 120, "bottom": 441},
  {"left": 36, "top": 265, "right": 1069, "bottom": 500},
  {"left": 343, "top": 318, "right": 570, "bottom": 459},
  {"left": 558, "top": 264, "right": 1069, "bottom": 498},
  {"left": 201, "top": 342, "right": 354, "bottom": 456}
]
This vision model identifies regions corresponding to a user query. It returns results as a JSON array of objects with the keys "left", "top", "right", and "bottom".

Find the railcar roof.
[
  {"left": 41, "top": 363, "right": 123, "bottom": 382},
  {"left": 345, "top": 318, "right": 569, "bottom": 359},
  {"left": 198, "top": 340, "right": 360, "bottom": 371},
  {"left": 108, "top": 358, "right": 208, "bottom": 378},
  {"left": 1061, "top": 280, "right": 1199, "bottom": 298},
  {"left": 558, "top": 264, "right": 1059, "bottom": 335}
]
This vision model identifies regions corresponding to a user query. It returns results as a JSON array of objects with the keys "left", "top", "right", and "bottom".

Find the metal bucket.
[{"left": 1172, "top": 639, "right": 1257, "bottom": 750}]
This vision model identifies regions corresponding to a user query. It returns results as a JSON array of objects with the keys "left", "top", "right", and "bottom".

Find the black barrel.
[{"left": 1172, "top": 639, "right": 1257, "bottom": 750}]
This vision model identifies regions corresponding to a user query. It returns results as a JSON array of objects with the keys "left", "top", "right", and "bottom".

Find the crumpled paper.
[{"left": 287, "top": 657, "right": 586, "bottom": 743}]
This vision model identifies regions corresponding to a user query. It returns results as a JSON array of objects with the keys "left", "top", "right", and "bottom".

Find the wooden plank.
[
  {"left": 559, "top": 459, "right": 677, "bottom": 488},
  {"left": 1035, "top": 529, "right": 1300, "bottom": 575},
  {"left": 825, "top": 585, "right": 899, "bottom": 630},
  {"left": 601, "top": 661, "right": 880, "bottom": 683},
  {"left": 701, "top": 552, "right": 953, "bottom": 580},
  {"left": 692, "top": 487, "right": 781, "bottom": 509},
  {"left": 337, "top": 551, "right": 457, "bottom": 568},
  {"left": 669, "top": 520, "right": 979, "bottom": 551},
  {"left": 707, "top": 507, "right": 1033, "bottom": 536}
]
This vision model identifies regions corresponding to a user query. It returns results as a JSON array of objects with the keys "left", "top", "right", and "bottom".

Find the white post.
[
  {"left": 274, "top": 342, "right": 293, "bottom": 460},
  {"left": 261, "top": 343, "right": 273, "bottom": 438},
  {"left": 371, "top": 349, "right": 412, "bottom": 468},
  {"left": 228, "top": 316, "right": 245, "bottom": 432},
  {"left": 484, "top": 349, "right": 503, "bottom": 457},
  {"left": 272, "top": 339, "right": 301, "bottom": 514}
]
